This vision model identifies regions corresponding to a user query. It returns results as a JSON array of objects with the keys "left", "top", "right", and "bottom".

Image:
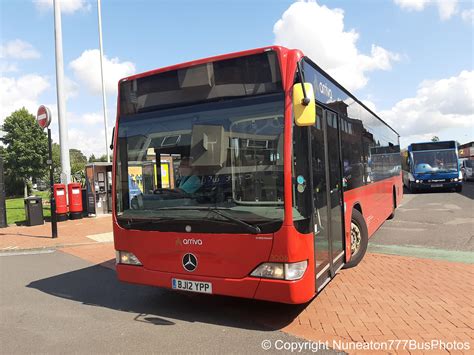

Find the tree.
[
  {"left": 88, "top": 153, "right": 108, "bottom": 162},
  {"left": 431, "top": 136, "right": 440, "bottom": 142},
  {"left": 70, "top": 148, "right": 87, "bottom": 182},
  {"left": 51, "top": 144, "right": 87, "bottom": 183},
  {"left": 1, "top": 108, "right": 48, "bottom": 197}
]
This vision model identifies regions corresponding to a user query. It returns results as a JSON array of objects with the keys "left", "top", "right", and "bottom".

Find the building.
[{"left": 458, "top": 141, "right": 474, "bottom": 160}]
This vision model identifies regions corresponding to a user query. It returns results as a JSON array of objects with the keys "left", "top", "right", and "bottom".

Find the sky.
[{"left": 1, "top": 0, "right": 473, "bottom": 157}]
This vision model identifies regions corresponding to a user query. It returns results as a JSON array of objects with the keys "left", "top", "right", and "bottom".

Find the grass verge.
[{"left": 6, "top": 191, "right": 51, "bottom": 225}]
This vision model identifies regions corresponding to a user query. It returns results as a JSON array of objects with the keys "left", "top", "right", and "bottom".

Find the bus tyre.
[
  {"left": 343, "top": 209, "right": 368, "bottom": 269},
  {"left": 455, "top": 185, "right": 462, "bottom": 193},
  {"left": 387, "top": 191, "right": 396, "bottom": 220},
  {"left": 409, "top": 182, "right": 417, "bottom": 194}
]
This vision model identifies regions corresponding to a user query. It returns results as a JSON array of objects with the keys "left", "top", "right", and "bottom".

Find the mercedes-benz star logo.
[{"left": 182, "top": 253, "right": 197, "bottom": 272}]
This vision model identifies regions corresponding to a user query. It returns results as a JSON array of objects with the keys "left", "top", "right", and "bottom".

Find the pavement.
[
  {"left": 0, "top": 214, "right": 113, "bottom": 251},
  {"left": 1, "top": 182, "right": 473, "bottom": 353}
]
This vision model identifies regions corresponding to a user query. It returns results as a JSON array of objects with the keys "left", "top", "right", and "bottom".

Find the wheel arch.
[
  {"left": 392, "top": 185, "right": 397, "bottom": 208},
  {"left": 352, "top": 202, "right": 363, "bottom": 216}
]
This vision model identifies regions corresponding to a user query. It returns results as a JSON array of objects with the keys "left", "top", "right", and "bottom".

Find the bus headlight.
[
  {"left": 250, "top": 260, "right": 307, "bottom": 280},
  {"left": 416, "top": 180, "right": 420, "bottom": 183},
  {"left": 454, "top": 178, "right": 459, "bottom": 182},
  {"left": 116, "top": 251, "right": 142, "bottom": 266},
  {"left": 285, "top": 261, "right": 308, "bottom": 280}
]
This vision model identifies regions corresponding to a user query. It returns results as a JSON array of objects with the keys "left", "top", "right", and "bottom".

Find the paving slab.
[{"left": 274, "top": 253, "right": 474, "bottom": 353}]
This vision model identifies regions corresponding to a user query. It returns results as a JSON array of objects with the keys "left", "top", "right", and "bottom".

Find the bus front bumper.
[
  {"left": 116, "top": 264, "right": 314, "bottom": 304},
  {"left": 413, "top": 181, "right": 461, "bottom": 190}
]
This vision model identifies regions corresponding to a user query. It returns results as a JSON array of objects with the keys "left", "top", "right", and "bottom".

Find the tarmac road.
[
  {"left": 0, "top": 251, "right": 339, "bottom": 354},
  {"left": 369, "top": 181, "right": 474, "bottom": 262}
]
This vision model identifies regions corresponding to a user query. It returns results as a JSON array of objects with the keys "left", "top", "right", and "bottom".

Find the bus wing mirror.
[
  {"left": 293, "top": 83, "right": 315, "bottom": 126},
  {"left": 110, "top": 127, "right": 115, "bottom": 150}
]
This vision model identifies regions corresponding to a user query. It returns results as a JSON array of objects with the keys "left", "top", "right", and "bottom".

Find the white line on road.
[
  {"left": 0, "top": 249, "right": 55, "bottom": 257},
  {"left": 445, "top": 218, "right": 474, "bottom": 225},
  {"left": 380, "top": 226, "right": 426, "bottom": 232}
]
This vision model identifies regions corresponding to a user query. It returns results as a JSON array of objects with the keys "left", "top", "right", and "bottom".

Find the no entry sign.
[{"left": 37, "top": 105, "right": 51, "bottom": 129}]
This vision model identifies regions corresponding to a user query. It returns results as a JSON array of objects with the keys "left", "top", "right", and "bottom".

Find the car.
[{"left": 460, "top": 159, "right": 474, "bottom": 181}]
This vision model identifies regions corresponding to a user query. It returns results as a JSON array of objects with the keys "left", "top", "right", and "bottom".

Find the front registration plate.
[
  {"left": 172, "top": 278, "right": 212, "bottom": 294},
  {"left": 431, "top": 184, "right": 443, "bottom": 187}
]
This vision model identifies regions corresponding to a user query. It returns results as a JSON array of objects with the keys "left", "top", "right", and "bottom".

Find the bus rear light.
[
  {"left": 250, "top": 260, "right": 307, "bottom": 281},
  {"left": 116, "top": 251, "right": 142, "bottom": 266}
]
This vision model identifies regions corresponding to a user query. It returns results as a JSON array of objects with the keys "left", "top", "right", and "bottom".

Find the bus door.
[{"left": 312, "top": 107, "right": 345, "bottom": 291}]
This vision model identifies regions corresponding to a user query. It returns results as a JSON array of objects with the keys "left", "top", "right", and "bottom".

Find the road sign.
[
  {"left": 36, "top": 104, "right": 57, "bottom": 237},
  {"left": 37, "top": 105, "right": 51, "bottom": 129}
]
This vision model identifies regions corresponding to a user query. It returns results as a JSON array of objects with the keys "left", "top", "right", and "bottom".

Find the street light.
[
  {"left": 97, "top": 0, "right": 110, "bottom": 163},
  {"left": 53, "top": 0, "right": 72, "bottom": 184}
]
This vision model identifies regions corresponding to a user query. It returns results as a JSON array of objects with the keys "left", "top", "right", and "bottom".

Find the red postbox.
[
  {"left": 53, "top": 183, "right": 68, "bottom": 221},
  {"left": 67, "top": 183, "right": 83, "bottom": 219}
]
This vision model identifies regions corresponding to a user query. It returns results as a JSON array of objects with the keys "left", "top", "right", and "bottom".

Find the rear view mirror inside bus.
[{"left": 293, "top": 83, "right": 315, "bottom": 126}]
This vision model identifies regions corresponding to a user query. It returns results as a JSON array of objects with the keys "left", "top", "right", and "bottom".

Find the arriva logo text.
[
  {"left": 319, "top": 82, "right": 333, "bottom": 100},
  {"left": 183, "top": 239, "right": 203, "bottom": 246}
]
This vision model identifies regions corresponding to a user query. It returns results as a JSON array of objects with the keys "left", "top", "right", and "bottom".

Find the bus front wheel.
[
  {"left": 387, "top": 189, "right": 396, "bottom": 220},
  {"left": 343, "top": 209, "right": 368, "bottom": 269}
]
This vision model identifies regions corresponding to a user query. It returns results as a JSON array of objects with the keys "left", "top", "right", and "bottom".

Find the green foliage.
[
  {"left": 51, "top": 143, "right": 87, "bottom": 183},
  {"left": 70, "top": 148, "right": 87, "bottom": 183},
  {"left": 88, "top": 153, "right": 108, "bottom": 162},
  {"left": 51, "top": 142, "right": 61, "bottom": 183},
  {"left": 1, "top": 108, "right": 48, "bottom": 194},
  {"left": 431, "top": 136, "right": 440, "bottom": 142},
  {"left": 5, "top": 191, "right": 50, "bottom": 225},
  {"left": 4, "top": 175, "right": 27, "bottom": 197}
]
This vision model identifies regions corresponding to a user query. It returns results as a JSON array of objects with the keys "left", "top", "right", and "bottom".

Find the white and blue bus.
[{"left": 402, "top": 141, "right": 462, "bottom": 193}]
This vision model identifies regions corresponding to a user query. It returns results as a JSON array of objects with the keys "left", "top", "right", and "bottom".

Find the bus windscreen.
[
  {"left": 411, "top": 141, "right": 456, "bottom": 151},
  {"left": 120, "top": 52, "right": 282, "bottom": 116}
]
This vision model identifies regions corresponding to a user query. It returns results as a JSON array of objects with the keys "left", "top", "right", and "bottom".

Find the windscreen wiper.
[
  {"left": 208, "top": 208, "right": 262, "bottom": 234},
  {"left": 154, "top": 207, "right": 262, "bottom": 234},
  {"left": 119, "top": 217, "right": 177, "bottom": 228}
]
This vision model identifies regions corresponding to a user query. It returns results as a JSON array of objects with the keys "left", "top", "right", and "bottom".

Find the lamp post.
[
  {"left": 98, "top": 0, "right": 110, "bottom": 163},
  {"left": 53, "top": 0, "right": 71, "bottom": 184}
]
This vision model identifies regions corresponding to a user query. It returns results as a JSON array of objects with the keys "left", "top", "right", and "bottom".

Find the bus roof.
[{"left": 119, "top": 45, "right": 399, "bottom": 137}]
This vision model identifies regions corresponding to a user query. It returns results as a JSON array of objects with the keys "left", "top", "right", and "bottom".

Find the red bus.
[{"left": 113, "top": 46, "right": 402, "bottom": 304}]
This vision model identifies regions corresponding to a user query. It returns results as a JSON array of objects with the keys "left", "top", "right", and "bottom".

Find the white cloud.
[
  {"left": 461, "top": 9, "right": 474, "bottom": 24},
  {"left": 380, "top": 70, "right": 474, "bottom": 146},
  {"left": 68, "top": 126, "right": 109, "bottom": 157},
  {"left": 394, "top": 0, "right": 429, "bottom": 11},
  {"left": 83, "top": 112, "right": 103, "bottom": 125},
  {"left": 33, "top": 0, "right": 91, "bottom": 14},
  {"left": 0, "top": 61, "right": 18, "bottom": 74},
  {"left": 69, "top": 49, "right": 136, "bottom": 96},
  {"left": 0, "top": 74, "right": 50, "bottom": 123},
  {"left": 273, "top": 1, "right": 399, "bottom": 91},
  {"left": 393, "top": 0, "right": 459, "bottom": 20},
  {"left": 39, "top": 108, "right": 112, "bottom": 156},
  {"left": 436, "top": 0, "right": 458, "bottom": 20},
  {"left": 0, "top": 39, "right": 40, "bottom": 59},
  {"left": 70, "top": 111, "right": 103, "bottom": 126},
  {"left": 64, "top": 76, "right": 79, "bottom": 99},
  {"left": 362, "top": 99, "right": 377, "bottom": 112}
]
